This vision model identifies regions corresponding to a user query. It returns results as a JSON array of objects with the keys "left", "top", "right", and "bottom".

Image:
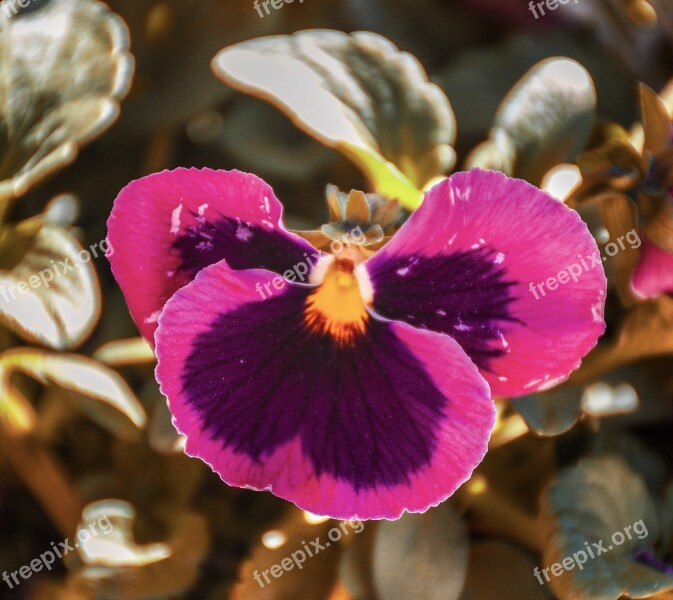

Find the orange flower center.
[{"left": 303, "top": 260, "right": 369, "bottom": 343}]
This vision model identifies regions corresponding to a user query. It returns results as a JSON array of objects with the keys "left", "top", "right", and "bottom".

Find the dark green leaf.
[{"left": 541, "top": 456, "right": 673, "bottom": 600}]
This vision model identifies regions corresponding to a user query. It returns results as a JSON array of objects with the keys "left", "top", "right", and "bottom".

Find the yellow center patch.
[{"left": 304, "top": 262, "right": 369, "bottom": 343}]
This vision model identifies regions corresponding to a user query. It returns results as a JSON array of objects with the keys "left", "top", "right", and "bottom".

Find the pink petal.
[
  {"left": 364, "top": 168, "right": 606, "bottom": 397},
  {"left": 107, "top": 168, "right": 319, "bottom": 342},
  {"left": 632, "top": 237, "right": 673, "bottom": 298},
  {"left": 155, "top": 261, "right": 494, "bottom": 519}
]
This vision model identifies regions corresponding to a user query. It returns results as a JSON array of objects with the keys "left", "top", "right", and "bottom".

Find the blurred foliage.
[{"left": 1, "top": 0, "right": 673, "bottom": 599}]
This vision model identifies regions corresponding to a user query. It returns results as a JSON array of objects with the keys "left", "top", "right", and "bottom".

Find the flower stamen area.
[{"left": 303, "top": 259, "right": 369, "bottom": 343}]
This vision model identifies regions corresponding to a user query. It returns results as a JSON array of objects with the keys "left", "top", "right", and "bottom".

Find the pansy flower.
[
  {"left": 630, "top": 188, "right": 673, "bottom": 298},
  {"left": 571, "top": 84, "right": 673, "bottom": 299},
  {"left": 108, "top": 167, "right": 606, "bottom": 519}
]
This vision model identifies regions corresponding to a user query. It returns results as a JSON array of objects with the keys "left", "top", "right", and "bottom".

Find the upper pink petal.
[
  {"left": 364, "top": 168, "right": 606, "bottom": 397},
  {"left": 107, "top": 168, "right": 319, "bottom": 342}
]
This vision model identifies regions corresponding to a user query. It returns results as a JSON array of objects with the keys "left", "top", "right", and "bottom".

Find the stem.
[
  {"left": 0, "top": 420, "right": 82, "bottom": 537},
  {"left": 328, "top": 583, "right": 354, "bottom": 600},
  {"left": 0, "top": 197, "right": 16, "bottom": 228},
  {"left": 457, "top": 475, "right": 542, "bottom": 554},
  {"left": 489, "top": 413, "right": 529, "bottom": 448}
]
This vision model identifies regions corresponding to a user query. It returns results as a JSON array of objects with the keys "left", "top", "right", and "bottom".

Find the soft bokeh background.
[{"left": 1, "top": 0, "right": 673, "bottom": 598}]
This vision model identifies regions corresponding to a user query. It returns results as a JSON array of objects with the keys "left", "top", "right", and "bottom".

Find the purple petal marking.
[
  {"left": 366, "top": 248, "right": 519, "bottom": 372},
  {"left": 172, "top": 213, "right": 318, "bottom": 278},
  {"left": 364, "top": 168, "right": 606, "bottom": 397},
  {"left": 107, "top": 168, "right": 319, "bottom": 342},
  {"left": 633, "top": 548, "right": 673, "bottom": 575},
  {"left": 156, "top": 262, "right": 494, "bottom": 519}
]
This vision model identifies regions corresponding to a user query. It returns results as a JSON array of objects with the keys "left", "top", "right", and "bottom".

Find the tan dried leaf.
[
  {"left": 69, "top": 500, "right": 209, "bottom": 600},
  {"left": 0, "top": 348, "right": 146, "bottom": 440},
  {"left": 94, "top": 337, "right": 155, "bottom": 366}
]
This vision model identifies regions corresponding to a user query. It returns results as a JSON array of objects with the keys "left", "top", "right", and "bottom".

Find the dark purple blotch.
[
  {"left": 172, "top": 214, "right": 316, "bottom": 277},
  {"left": 181, "top": 286, "right": 447, "bottom": 490},
  {"left": 367, "top": 248, "right": 519, "bottom": 371}
]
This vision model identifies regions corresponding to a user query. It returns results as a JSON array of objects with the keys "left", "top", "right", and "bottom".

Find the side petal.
[
  {"left": 631, "top": 237, "right": 673, "bottom": 298},
  {"left": 362, "top": 168, "right": 606, "bottom": 397},
  {"left": 155, "top": 262, "right": 494, "bottom": 520},
  {"left": 107, "top": 168, "right": 320, "bottom": 341}
]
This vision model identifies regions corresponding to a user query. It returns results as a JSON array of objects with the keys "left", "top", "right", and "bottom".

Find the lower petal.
[{"left": 155, "top": 262, "right": 494, "bottom": 519}]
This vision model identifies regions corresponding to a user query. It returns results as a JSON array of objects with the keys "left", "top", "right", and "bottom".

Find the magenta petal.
[
  {"left": 631, "top": 237, "right": 673, "bottom": 298},
  {"left": 107, "top": 168, "right": 319, "bottom": 342},
  {"left": 155, "top": 261, "right": 494, "bottom": 519},
  {"left": 364, "top": 168, "right": 607, "bottom": 397}
]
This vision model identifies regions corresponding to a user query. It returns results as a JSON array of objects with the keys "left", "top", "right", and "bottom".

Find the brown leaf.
[
  {"left": 461, "top": 541, "right": 553, "bottom": 600},
  {"left": 599, "top": 193, "right": 640, "bottom": 305},
  {"left": 640, "top": 84, "right": 672, "bottom": 157},
  {"left": 576, "top": 296, "right": 673, "bottom": 380},
  {"left": 232, "top": 507, "right": 347, "bottom": 600},
  {"left": 68, "top": 500, "right": 209, "bottom": 600}
]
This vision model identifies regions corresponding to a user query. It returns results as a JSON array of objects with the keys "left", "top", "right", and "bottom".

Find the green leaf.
[
  {"left": 0, "top": 0, "right": 134, "bottom": 201},
  {"left": 513, "top": 380, "right": 640, "bottom": 438},
  {"left": 512, "top": 383, "right": 584, "bottom": 437},
  {"left": 466, "top": 58, "right": 596, "bottom": 185},
  {"left": 592, "top": 428, "right": 667, "bottom": 493},
  {"left": 212, "top": 30, "right": 456, "bottom": 210},
  {"left": 373, "top": 502, "right": 468, "bottom": 600},
  {"left": 541, "top": 456, "right": 673, "bottom": 600},
  {"left": 0, "top": 223, "right": 101, "bottom": 349}
]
